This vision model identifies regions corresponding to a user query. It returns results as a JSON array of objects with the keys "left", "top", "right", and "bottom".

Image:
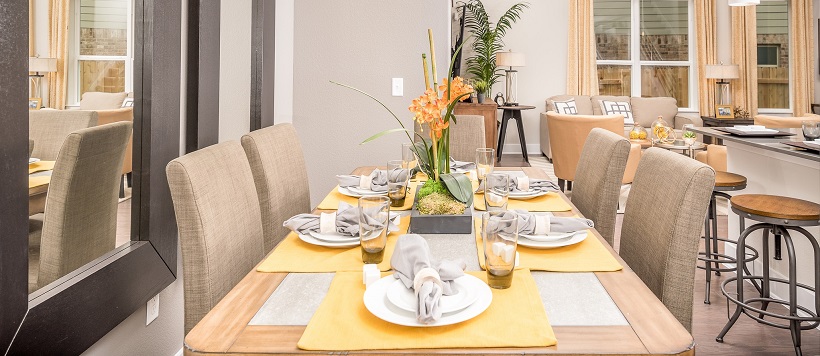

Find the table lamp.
[
  {"left": 29, "top": 57, "right": 57, "bottom": 104},
  {"left": 496, "top": 50, "right": 525, "bottom": 106},
  {"left": 704, "top": 63, "right": 739, "bottom": 110}
]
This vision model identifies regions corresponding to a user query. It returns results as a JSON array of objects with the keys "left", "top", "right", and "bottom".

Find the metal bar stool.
[
  {"left": 698, "top": 171, "right": 759, "bottom": 304},
  {"left": 717, "top": 194, "right": 820, "bottom": 356}
]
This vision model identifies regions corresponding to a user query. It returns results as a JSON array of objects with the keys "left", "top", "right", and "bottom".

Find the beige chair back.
[
  {"left": 79, "top": 91, "right": 127, "bottom": 110},
  {"left": 94, "top": 107, "right": 134, "bottom": 175},
  {"left": 754, "top": 114, "right": 808, "bottom": 128},
  {"left": 620, "top": 148, "right": 715, "bottom": 332},
  {"left": 36, "top": 122, "right": 132, "bottom": 290},
  {"left": 167, "top": 141, "right": 266, "bottom": 334},
  {"left": 571, "top": 128, "right": 630, "bottom": 246},
  {"left": 29, "top": 110, "right": 98, "bottom": 160},
  {"left": 241, "top": 124, "right": 311, "bottom": 252},
  {"left": 449, "top": 115, "right": 486, "bottom": 162},
  {"left": 546, "top": 111, "right": 624, "bottom": 181}
]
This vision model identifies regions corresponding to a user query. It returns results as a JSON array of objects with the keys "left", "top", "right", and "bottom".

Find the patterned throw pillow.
[
  {"left": 553, "top": 99, "right": 578, "bottom": 115},
  {"left": 600, "top": 100, "right": 635, "bottom": 125}
]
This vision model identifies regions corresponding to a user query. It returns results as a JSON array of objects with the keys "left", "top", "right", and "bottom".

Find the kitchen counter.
[{"left": 689, "top": 127, "right": 820, "bottom": 163}]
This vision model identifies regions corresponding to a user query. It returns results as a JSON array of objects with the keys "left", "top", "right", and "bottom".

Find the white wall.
[
  {"left": 460, "top": 1, "right": 570, "bottom": 155},
  {"left": 292, "top": 0, "right": 451, "bottom": 206},
  {"left": 218, "top": 0, "right": 253, "bottom": 142}
]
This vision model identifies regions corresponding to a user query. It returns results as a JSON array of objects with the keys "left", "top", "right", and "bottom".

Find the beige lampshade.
[
  {"left": 496, "top": 51, "right": 525, "bottom": 67},
  {"left": 29, "top": 57, "right": 57, "bottom": 73},
  {"left": 704, "top": 64, "right": 739, "bottom": 80},
  {"left": 728, "top": 0, "right": 760, "bottom": 6}
]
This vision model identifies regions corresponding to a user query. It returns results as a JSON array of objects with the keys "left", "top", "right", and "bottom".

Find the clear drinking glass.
[
  {"left": 475, "top": 148, "right": 495, "bottom": 182},
  {"left": 802, "top": 121, "right": 820, "bottom": 140},
  {"left": 482, "top": 211, "right": 518, "bottom": 289},
  {"left": 401, "top": 143, "right": 417, "bottom": 171},
  {"left": 359, "top": 196, "right": 391, "bottom": 264},
  {"left": 484, "top": 173, "right": 509, "bottom": 212},
  {"left": 386, "top": 160, "right": 409, "bottom": 208}
]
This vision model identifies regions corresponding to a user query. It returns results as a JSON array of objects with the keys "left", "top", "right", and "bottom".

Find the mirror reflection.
[{"left": 27, "top": 0, "right": 135, "bottom": 294}]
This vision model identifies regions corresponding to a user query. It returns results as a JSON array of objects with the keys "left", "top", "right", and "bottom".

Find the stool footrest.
[{"left": 721, "top": 276, "right": 820, "bottom": 325}]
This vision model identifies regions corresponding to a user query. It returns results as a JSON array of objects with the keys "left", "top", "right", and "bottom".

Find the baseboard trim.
[{"left": 501, "top": 144, "right": 542, "bottom": 155}]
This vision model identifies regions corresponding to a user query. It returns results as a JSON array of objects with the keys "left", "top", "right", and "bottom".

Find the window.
[
  {"left": 756, "top": 1, "right": 789, "bottom": 111},
  {"left": 68, "top": 0, "right": 133, "bottom": 106},
  {"left": 594, "top": 0, "right": 694, "bottom": 109}
]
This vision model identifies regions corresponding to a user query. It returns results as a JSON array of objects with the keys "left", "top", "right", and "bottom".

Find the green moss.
[
  {"left": 417, "top": 180, "right": 451, "bottom": 201},
  {"left": 417, "top": 192, "right": 466, "bottom": 215}
]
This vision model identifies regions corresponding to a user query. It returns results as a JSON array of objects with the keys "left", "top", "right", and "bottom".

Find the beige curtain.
[
  {"left": 731, "top": 6, "right": 758, "bottom": 117},
  {"left": 790, "top": 0, "right": 814, "bottom": 116},
  {"left": 47, "top": 0, "right": 69, "bottom": 109},
  {"left": 566, "top": 0, "right": 599, "bottom": 96},
  {"left": 694, "top": 0, "right": 717, "bottom": 116}
]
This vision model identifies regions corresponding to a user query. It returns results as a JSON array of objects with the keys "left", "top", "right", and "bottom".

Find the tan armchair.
[
  {"left": 695, "top": 144, "right": 727, "bottom": 172},
  {"left": 29, "top": 110, "right": 98, "bottom": 160},
  {"left": 546, "top": 112, "right": 641, "bottom": 189},
  {"left": 79, "top": 91, "right": 127, "bottom": 110},
  {"left": 754, "top": 114, "right": 819, "bottom": 128},
  {"left": 449, "top": 115, "right": 486, "bottom": 162},
  {"left": 94, "top": 108, "right": 134, "bottom": 179}
]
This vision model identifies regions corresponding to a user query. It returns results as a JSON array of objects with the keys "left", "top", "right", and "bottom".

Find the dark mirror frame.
[{"left": 0, "top": 0, "right": 181, "bottom": 353}]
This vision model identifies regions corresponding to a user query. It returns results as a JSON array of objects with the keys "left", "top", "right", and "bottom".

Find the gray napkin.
[
  {"left": 282, "top": 202, "right": 399, "bottom": 237},
  {"left": 476, "top": 176, "right": 560, "bottom": 193},
  {"left": 450, "top": 158, "right": 476, "bottom": 171},
  {"left": 487, "top": 210, "right": 594, "bottom": 234},
  {"left": 336, "top": 170, "right": 389, "bottom": 192},
  {"left": 390, "top": 234, "right": 466, "bottom": 324}
]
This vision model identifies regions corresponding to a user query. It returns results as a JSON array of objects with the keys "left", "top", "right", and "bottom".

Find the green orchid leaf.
[
  {"left": 360, "top": 128, "right": 411, "bottom": 144},
  {"left": 440, "top": 172, "right": 474, "bottom": 205}
]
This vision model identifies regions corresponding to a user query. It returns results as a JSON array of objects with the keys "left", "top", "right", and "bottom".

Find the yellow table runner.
[
  {"left": 256, "top": 217, "right": 410, "bottom": 273},
  {"left": 474, "top": 220, "right": 622, "bottom": 272},
  {"left": 473, "top": 191, "right": 572, "bottom": 212},
  {"left": 29, "top": 176, "right": 51, "bottom": 189},
  {"left": 316, "top": 184, "right": 416, "bottom": 211},
  {"left": 29, "top": 161, "right": 55, "bottom": 174},
  {"left": 297, "top": 269, "right": 556, "bottom": 351}
]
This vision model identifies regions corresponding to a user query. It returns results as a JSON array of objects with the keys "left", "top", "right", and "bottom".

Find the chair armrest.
[
  {"left": 539, "top": 112, "right": 552, "bottom": 159},
  {"left": 674, "top": 113, "right": 702, "bottom": 128}
]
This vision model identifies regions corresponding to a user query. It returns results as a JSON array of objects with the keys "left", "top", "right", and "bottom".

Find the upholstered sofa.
[{"left": 539, "top": 95, "right": 703, "bottom": 159}]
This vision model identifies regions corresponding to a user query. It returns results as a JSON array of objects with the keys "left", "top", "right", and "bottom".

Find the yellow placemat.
[
  {"left": 474, "top": 220, "right": 622, "bottom": 272},
  {"left": 297, "top": 269, "right": 556, "bottom": 351},
  {"left": 29, "top": 161, "right": 55, "bottom": 174},
  {"left": 29, "top": 176, "right": 51, "bottom": 189},
  {"left": 256, "top": 217, "right": 410, "bottom": 273},
  {"left": 473, "top": 192, "right": 572, "bottom": 212},
  {"left": 316, "top": 184, "right": 416, "bottom": 211}
]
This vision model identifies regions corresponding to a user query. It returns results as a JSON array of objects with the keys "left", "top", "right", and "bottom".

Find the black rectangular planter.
[{"left": 407, "top": 193, "right": 473, "bottom": 234}]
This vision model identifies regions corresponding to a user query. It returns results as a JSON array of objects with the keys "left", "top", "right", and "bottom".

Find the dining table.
[{"left": 183, "top": 166, "right": 695, "bottom": 355}]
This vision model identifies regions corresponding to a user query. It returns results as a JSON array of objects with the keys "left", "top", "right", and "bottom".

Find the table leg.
[
  {"left": 497, "top": 111, "right": 510, "bottom": 162},
  {"left": 513, "top": 111, "right": 529, "bottom": 163}
]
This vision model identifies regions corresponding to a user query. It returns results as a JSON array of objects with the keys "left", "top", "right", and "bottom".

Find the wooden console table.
[
  {"left": 454, "top": 102, "right": 498, "bottom": 150},
  {"left": 700, "top": 116, "right": 754, "bottom": 145}
]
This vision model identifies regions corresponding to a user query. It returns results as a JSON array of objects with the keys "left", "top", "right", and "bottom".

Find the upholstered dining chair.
[
  {"left": 546, "top": 111, "right": 641, "bottom": 190},
  {"left": 619, "top": 148, "right": 715, "bottom": 332},
  {"left": 571, "top": 128, "right": 630, "bottom": 246},
  {"left": 28, "top": 122, "right": 132, "bottom": 292},
  {"left": 94, "top": 107, "right": 135, "bottom": 197},
  {"left": 29, "top": 110, "right": 98, "bottom": 160},
  {"left": 449, "top": 114, "right": 486, "bottom": 162},
  {"left": 79, "top": 91, "right": 128, "bottom": 110},
  {"left": 754, "top": 114, "right": 818, "bottom": 128},
  {"left": 167, "top": 140, "right": 266, "bottom": 334},
  {"left": 241, "top": 123, "right": 311, "bottom": 253},
  {"left": 29, "top": 139, "right": 34, "bottom": 157}
]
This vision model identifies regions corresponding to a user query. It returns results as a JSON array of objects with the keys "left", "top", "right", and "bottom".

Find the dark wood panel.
[
  {"left": 186, "top": 0, "right": 220, "bottom": 151},
  {"left": 0, "top": 0, "right": 32, "bottom": 350},
  {"left": 250, "top": 0, "right": 275, "bottom": 131}
]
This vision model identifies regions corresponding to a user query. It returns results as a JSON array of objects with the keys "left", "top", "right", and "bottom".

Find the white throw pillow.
[
  {"left": 600, "top": 100, "right": 634, "bottom": 125},
  {"left": 553, "top": 99, "right": 578, "bottom": 115}
]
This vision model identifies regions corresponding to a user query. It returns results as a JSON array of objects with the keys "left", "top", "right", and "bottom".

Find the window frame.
[
  {"left": 67, "top": 0, "right": 134, "bottom": 107},
  {"left": 595, "top": 0, "right": 698, "bottom": 112},
  {"left": 756, "top": 0, "right": 792, "bottom": 114}
]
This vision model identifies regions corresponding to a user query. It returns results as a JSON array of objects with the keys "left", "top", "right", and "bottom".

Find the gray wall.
[{"left": 292, "top": 0, "right": 451, "bottom": 206}]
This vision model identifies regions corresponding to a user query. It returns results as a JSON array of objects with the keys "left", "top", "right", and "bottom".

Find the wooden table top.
[{"left": 183, "top": 167, "right": 695, "bottom": 355}]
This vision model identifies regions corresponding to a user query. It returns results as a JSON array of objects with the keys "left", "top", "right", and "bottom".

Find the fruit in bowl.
[{"left": 629, "top": 125, "right": 648, "bottom": 140}]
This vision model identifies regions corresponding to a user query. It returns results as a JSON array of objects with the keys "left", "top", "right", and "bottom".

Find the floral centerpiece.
[{"left": 332, "top": 29, "right": 475, "bottom": 215}]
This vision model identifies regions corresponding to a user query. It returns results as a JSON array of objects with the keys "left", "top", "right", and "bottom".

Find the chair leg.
[
  {"left": 119, "top": 177, "right": 125, "bottom": 199},
  {"left": 557, "top": 179, "right": 565, "bottom": 192},
  {"left": 126, "top": 172, "right": 133, "bottom": 187},
  {"left": 704, "top": 210, "right": 713, "bottom": 304}
]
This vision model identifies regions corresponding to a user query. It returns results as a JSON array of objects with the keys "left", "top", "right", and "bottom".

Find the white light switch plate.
[
  {"left": 146, "top": 294, "right": 159, "bottom": 325},
  {"left": 392, "top": 78, "right": 403, "bottom": 97}
]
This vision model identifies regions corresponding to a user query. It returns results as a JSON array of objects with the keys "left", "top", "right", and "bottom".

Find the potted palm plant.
[{"left": 464, "top": 0, "right": 528, "bottom": 92}]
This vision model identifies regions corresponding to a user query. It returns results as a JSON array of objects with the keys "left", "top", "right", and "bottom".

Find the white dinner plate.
[
  {"left": 517, "top": 231, "right": 588, "bottom": 249},
  {"left": 29, "top": 158, "right": 40, "bottom": 164},
  {"left": 338, "top": 186, "right": 387, "bottom": 198},
  {"left": 519, "top": 230, "right": 577, "bottom": 242},
  {"left": 385, "top": 276, "right": 481, "bottom": 315},
  {"left": 508, "top": 190, "right": 549, "bottom": 200},
  {"left": 363, "top": 274, "right": 492, "bottom": 327},
  {"left": 308, "top": 231, "right": 359, "bottom": 243},
  {"left": 296, "top": 233, "right": 359, "bottom": 248}
]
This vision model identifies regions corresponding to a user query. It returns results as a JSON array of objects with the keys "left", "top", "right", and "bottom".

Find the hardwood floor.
[
  {"left": 496, "top": 153, "right": 532, "bottom": 167},
  {"left": 615, "top": 214, "right": 820, "bottom": 355}
]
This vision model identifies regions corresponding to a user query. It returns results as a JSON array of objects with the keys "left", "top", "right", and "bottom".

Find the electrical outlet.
[
  {"left": 392, "top": 78, "right": 403, "bottom": 97},
  {"left": 146, "top": 294, "right": 159, "bottom": 325}
]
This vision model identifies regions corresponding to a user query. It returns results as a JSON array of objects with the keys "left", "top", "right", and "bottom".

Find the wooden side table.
[
  {"left": 453, "top": 102, "right": 498, "bottom": 150},
  {"left": 497, "top": 105, "right": 536, "bottom": 163},
  {"left": 701, "top": 116, "right": 754, "bottom": 145}
]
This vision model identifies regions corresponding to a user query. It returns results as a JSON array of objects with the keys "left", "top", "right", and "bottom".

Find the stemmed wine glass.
[{"left": 475, "top": 148, "right": 495, "bottom": 184}]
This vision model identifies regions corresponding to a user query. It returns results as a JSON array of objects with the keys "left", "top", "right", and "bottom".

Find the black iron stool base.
[{"left": 717, "top": 220, "right": 820, "bottom": 356}]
